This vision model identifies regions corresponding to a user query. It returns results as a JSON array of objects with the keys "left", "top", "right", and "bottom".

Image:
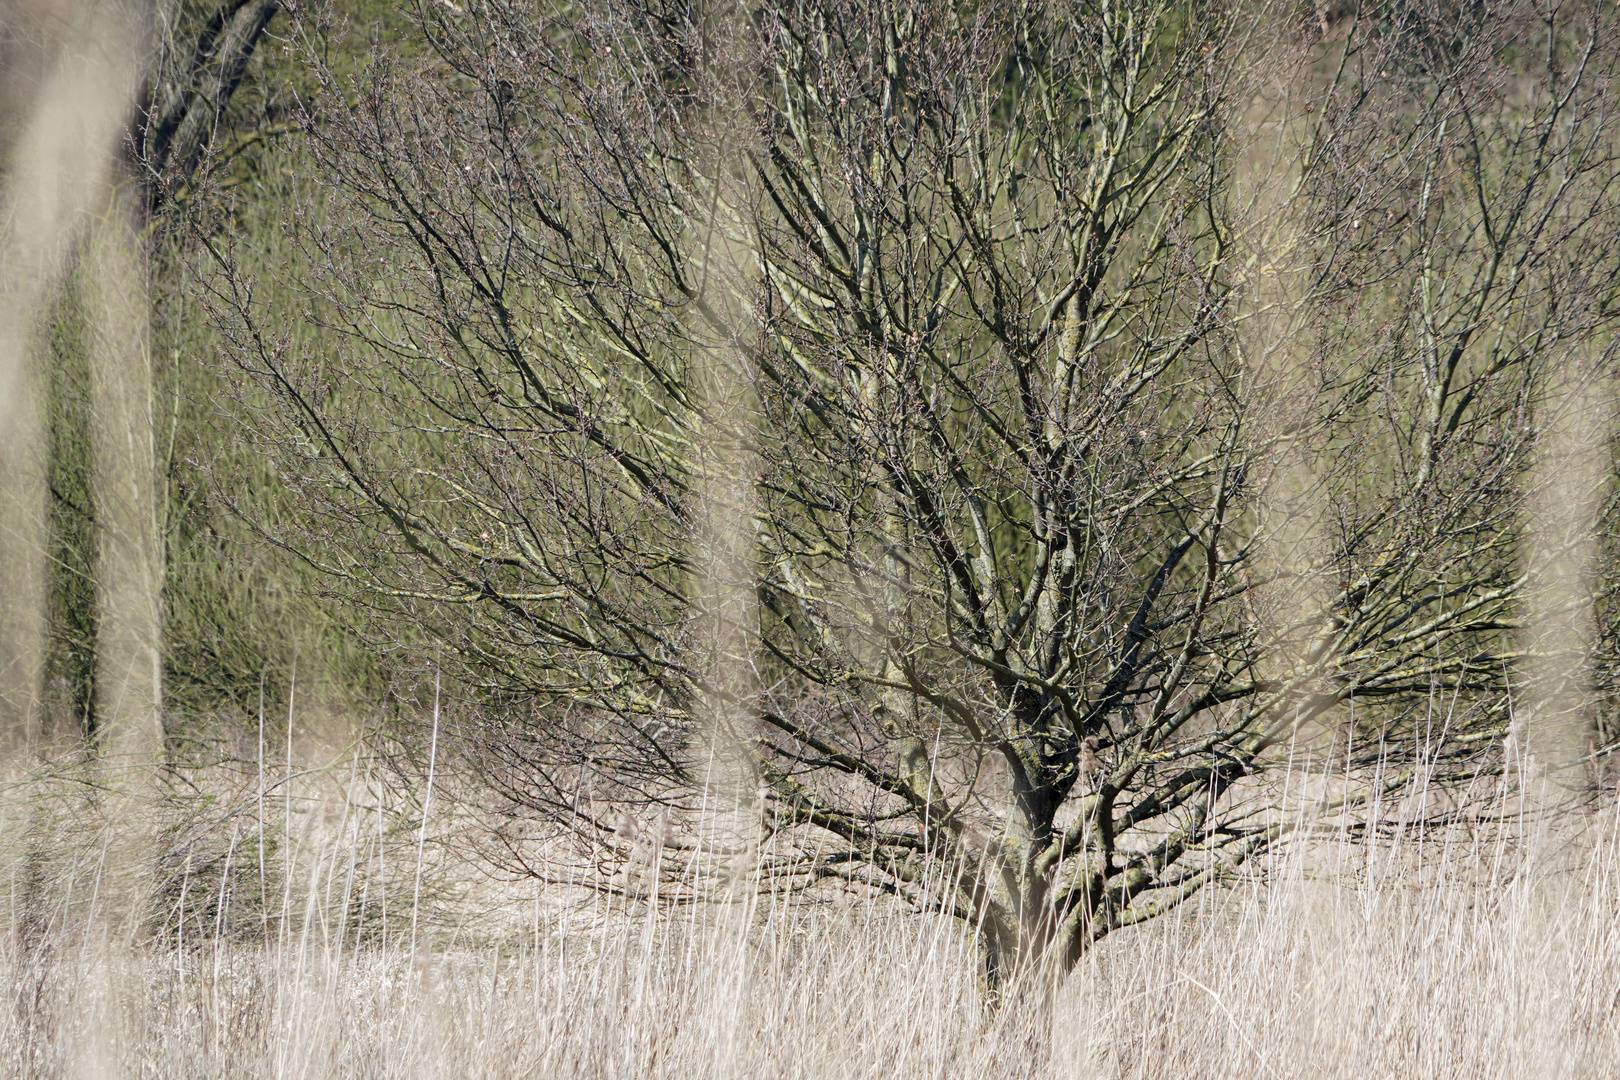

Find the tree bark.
[{"left": 140, "top": 0, "right": 280, "bottom": 197}]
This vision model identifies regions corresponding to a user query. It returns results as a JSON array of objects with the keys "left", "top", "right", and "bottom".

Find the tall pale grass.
[{"left": 1, "top": 746, "right": 1617, "bottom": 1079}]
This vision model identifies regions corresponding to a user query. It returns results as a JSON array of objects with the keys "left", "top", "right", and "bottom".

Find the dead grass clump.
[{"left": 1, "top": 760, "right": 1618, "bottom": 1078}]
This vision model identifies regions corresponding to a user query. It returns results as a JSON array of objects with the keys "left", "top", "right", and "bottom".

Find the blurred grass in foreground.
[{"left": 0, "top": 743, "right": 1616, "bottom": 1079}]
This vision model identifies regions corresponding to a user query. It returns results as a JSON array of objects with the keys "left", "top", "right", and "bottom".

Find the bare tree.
[
  {"left": 210, "top": 0, "right": 1620, "bottom": 993},
  {"left": 139, "top": 0, "right": 283, "bottom": 202}
]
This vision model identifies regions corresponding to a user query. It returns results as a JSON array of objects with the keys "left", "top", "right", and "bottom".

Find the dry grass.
[{"left": 1, "top": 755, "right": 1617, "bottom": 1080}]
